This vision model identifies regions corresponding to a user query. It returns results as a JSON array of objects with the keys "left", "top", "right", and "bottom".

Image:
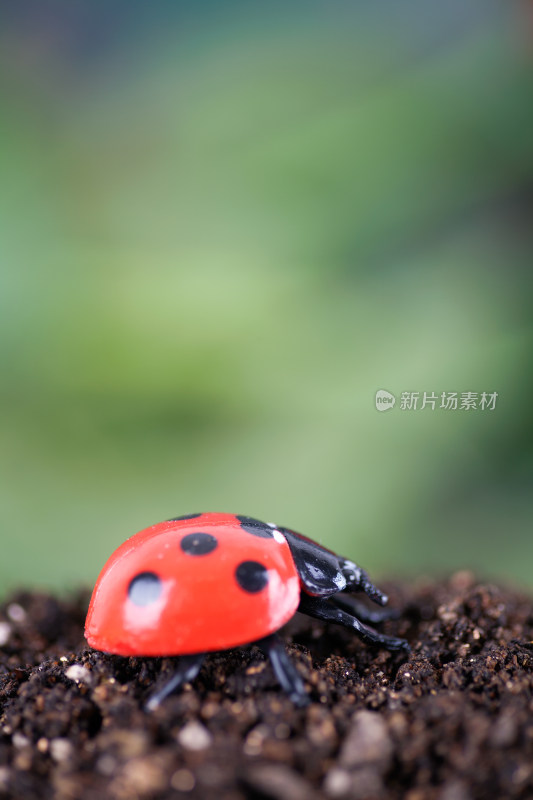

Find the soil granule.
[{"left": 0, "top": 572, "right": 532, "bottom": 800}]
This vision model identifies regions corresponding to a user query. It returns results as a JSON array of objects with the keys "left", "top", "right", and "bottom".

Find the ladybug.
[{"left": 85, "top": 512, "right": 409, "bottom": 708}]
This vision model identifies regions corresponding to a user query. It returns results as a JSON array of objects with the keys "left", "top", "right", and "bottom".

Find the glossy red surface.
[{"left": 85, "top": 512, "right": 300, "bottom": 656}]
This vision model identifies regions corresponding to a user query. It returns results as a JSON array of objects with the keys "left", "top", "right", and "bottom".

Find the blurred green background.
[{"left": 1, "top": 1, "right": 532, "bottom": 596}]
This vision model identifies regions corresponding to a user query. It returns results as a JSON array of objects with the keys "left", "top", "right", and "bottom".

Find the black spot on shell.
[
  {"left": 128, "top": 573, "right": 162, "bottom": 606},
  {"left": 168, "top": 513, "right": 202, "bottom": 521},
  {"left": 237, "top": 515, "right": 274, "bottom": 539},
  {"left": 180, "top": 532, "right": 218, "bottom": 556},
  {"left": 235, "top": 561, "right": 269, "bottom": 593}
]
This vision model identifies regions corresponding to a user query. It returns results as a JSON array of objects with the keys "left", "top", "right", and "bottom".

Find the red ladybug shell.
[{"left": 85, "top": 512, "right": 300, "bottom": 656}]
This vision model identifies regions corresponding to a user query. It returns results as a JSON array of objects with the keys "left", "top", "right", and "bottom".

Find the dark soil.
[{"left": 0, "top": 572, "right": 532, "bottom": 800}]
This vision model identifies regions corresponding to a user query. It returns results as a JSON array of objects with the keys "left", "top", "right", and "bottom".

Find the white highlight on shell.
[
  {"left": 333, "top": 571, "right": 347, "bottom": 590},
  {"left": 272, "top": 529, "right": 287, "bottom": 545}
]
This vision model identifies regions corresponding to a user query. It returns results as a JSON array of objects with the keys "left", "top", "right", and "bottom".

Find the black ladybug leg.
[
  {"left": 257, "top": 634, "right": 309, "bottom": 707},
  {"left": 144, "top": 653, "right": 205, "bottom": 711},
  {"left": 331, "top": 594, "right": 401, "bottom": 624},
  {"left": 299, "top": 595, "right": 410, "bottom": 653},
  {"left": 339, "top": 561, "right": 389, "bottom": 606}
]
